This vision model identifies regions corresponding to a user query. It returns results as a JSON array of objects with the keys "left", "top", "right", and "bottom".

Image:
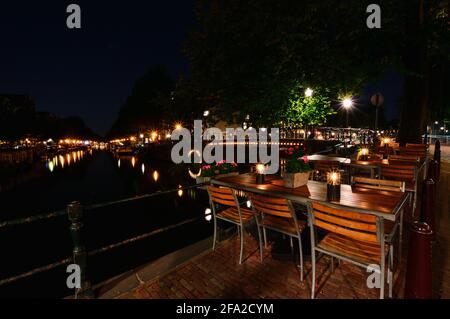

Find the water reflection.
[
  {"left": 205, "top": 208, "right": 212, "bottom": 222},
  {"left": 152, "top": 171, "right": 159, "bottom": 182},
  {"left": 177, "top": 185, "right": 183, "bottom": 198},
  {"left": 47, "top": 150, "right": 86, "bottom": 172},
  {"left": 131, "top": 157, "right": 136, "bottom": 168},
  {"left": 141, "top": 163, "right": 145, "bottom": 175}
]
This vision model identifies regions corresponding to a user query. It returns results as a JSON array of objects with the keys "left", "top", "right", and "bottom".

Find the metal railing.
[{"left": 0, "top": 183, "right": 208, "bottom": 298}]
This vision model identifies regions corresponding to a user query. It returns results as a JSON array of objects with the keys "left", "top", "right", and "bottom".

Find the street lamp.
[
  {"left": 305, "top": 88, "right": 313, "bottom": 97},
  {"left": 342, "top": 98, "right": 353, "bottom": 127}
]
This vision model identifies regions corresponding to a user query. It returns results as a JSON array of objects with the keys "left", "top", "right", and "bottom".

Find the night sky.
[
  {"left": 0, "top": 1, "right": 402, "bottom": 136},
  {"left": 0, "top": 1, "right": 196, "bottom": 135}
]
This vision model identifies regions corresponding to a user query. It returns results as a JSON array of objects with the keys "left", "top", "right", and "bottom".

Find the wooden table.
[
  {"left": 306, "top": 154, "right": 351, "bottom": 164},
  {"left": 211, "top": 173, "right": 410, "bottom": 222}
]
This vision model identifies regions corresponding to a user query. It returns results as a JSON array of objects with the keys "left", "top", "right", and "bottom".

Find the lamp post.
[
  {"left": 342, "top": 98, "right": 353, "bottom": 128},
  {"left": 203, "top": 110, "right": 210, "bottom": 130}
]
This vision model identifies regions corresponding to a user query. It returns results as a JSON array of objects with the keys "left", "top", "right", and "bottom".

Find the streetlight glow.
[
  {"left": 343, "top": 98, "right": 353, "bottom": 109},
  {"left": 304, "top": 88, "right": 313, "bottom": 97},
  {"left": 203, "top": 110, "right": 210, "bottom": 117}
]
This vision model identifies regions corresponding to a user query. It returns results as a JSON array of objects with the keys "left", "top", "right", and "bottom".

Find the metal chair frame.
[
  {"left": 207, "top": 186, "right": 262, "bottom": 265},
  {"left": 351, "top": 176, "right": 406, "bottom": 260},
  {"left": 307, "top": 201, "right": 394, "bottom": 299},
  {"left": 249, "top": 194, "right": 305, "bottom": 281}
]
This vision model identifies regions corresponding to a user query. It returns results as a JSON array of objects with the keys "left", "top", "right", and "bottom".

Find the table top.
[
  {"left": 211, "top": 173, "right": 409, "bottom": 221},
  {"left": 306, "top": 154, "right": 351, "bottom": 164}
]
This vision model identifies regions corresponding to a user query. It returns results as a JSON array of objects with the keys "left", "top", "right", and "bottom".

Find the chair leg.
[
  {"left": 239, "top": 225, "right": 244, "bottom": 265},
  {"left": 380, "top": 259, "right": 385, "bottom": 299},
  {"left": 399, "top": 209, "right": 404, "bottom": 262},
  {"left": 331, "top": 256, "right": 335, "bottom": 273},
  {"left": 255, "top": 220, "right": 263, "bottom": 263},
  {"left": 290, "top": 236, "right": 294, "bottom": 254},
  {"left": 263, "top": 227, "right": 268, "bottom": 248},
  {"left": 389, "top": 245, "right": 394, "bottom": 298},
  {"left": 311, "top": 248, "right": 316, "bottom": 299},
  {"left": 298, "top": 236, "right": 304, "bottom": 281},
  {"left": 212, "top": 216, "right": 217, "bottom": 251}
]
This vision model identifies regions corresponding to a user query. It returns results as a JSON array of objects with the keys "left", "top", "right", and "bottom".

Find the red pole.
[
  {"left": 421, "top": 179, "right": 436, "bottom": 239},
  {"left": 405, "top": 221, "right": 433, "bottom": 298}
]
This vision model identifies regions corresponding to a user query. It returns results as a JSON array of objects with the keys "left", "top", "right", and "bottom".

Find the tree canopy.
[{"left": 184, "top": 0, "right": 449, "bottom": 142}]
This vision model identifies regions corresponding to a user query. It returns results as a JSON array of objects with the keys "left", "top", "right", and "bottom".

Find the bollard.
[
  {"left": 434, "top": 140, "right": 441, "bottom": 179},
  {"left": 405, "top": 221, "right": 433, "bottom": 299},
  {"left": 420, "top": 179, "right": 435, "bottom": 240},
  {"left": 67, "top": 201, "right": 94, "bottom": 299},
  {"left": 427, "top": 160, "right": 439, "bottom": 184}
]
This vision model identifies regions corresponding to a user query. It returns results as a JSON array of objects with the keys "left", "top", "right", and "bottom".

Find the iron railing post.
[{"left": 67, "top": 201, "right": 94, "bottom": 299}]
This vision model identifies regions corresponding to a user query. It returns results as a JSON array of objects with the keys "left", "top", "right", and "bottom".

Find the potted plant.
[
  {"left": 195, "top": 161, "right": 239, "bottom": 184},
  {"left": 283, "top": 147, "right": 311, "bottom": 188},
  {"left": 196, "top": 164, "right": 215, "bottom": 184},
  {"left": 214, "top": 160, "right": 239, "bottom": 179}
]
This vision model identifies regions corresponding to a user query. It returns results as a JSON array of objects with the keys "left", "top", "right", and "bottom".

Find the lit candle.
[
  {"left": 255, "top": 163, "right": 266, "bottom": 184},
  {"left": 256, "top": 163, "right": 265, "bottom": 175},
  {"left": 360, "top": 147, "right": 369, "bottom": 160},
  {"left": 327, "top": 170, "right": 341, "bottom": 201}
]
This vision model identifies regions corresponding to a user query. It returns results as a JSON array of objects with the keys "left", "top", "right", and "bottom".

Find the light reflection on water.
[{"left": 47, "top": 150, "right": 86, "bottom": 172}]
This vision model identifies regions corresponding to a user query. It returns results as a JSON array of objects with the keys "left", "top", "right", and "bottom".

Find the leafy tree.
[
  {"left": 109, "top": 65, "right": 174, "bottom": 137},
  {"left": 277, "top": 86, "right": 336, "bottom": 128},
  {"left": 184, "top": 0, "right": 449, "bottom": 143}
]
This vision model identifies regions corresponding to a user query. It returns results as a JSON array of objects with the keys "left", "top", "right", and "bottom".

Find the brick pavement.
[{"left": 114, "top": 161, "right": 450, "bottom": 299}]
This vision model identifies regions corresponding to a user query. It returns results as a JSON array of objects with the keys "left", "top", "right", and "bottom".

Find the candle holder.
[
  {"left": 360, "top": 147, "right": 369, "bottom": 161},
  {"left": 255, "top": 163, "right": 266, "bottom": 184},
  {"left": 326, "top": 171, "right": 341, "bottom": 201}
]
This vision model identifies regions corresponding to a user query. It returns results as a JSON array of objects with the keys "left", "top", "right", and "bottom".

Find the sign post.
[{"left": 370, "top": 93, "right": 384, "bottom": 143}]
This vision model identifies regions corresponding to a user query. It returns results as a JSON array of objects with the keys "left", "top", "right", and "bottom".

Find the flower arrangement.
[
  {"left": 201, "top": 160, "right": 238, "bottom": 177},
  {"left": 285, "top": 146, "right": 311, "bottom": 173},
  {"left": 201, "top": 164, "right": 215, "bottom": 177}
]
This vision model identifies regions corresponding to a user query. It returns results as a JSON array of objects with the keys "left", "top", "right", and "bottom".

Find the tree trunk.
[{"left": 397, "top": 0, "right": 429, "bottom": 146}]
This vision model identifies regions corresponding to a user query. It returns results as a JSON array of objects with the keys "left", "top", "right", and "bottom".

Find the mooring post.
[
  {"left": 67, "top": 201, "right": 94, "bottom": 299},
  {"left": 405, "top": 221, "right": 433, "bottom": 298},
  {"left": 421, "top": 179, "right": 436, "bottom": 241},
  {"left": 434, "top": 140, "right": 441, "bottom": 181}
]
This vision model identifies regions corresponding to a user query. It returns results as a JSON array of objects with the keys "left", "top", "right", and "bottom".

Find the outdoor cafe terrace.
[{"left": 94, "top": 143, "right": 450, "bottom": 300}]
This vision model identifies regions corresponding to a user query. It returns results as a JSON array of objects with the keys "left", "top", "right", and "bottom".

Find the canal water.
[{"left": 0, "top": 150, "right": 213, "bottom": 298}]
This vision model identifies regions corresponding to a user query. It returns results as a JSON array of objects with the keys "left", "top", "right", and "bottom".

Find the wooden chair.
[
  {"left": 351, "top": 177, "right": 406, "bottom": 260},
  {"left": 207, "top": 185, "right": 261, "bottom": 264},
  {"left": 351, "top": 176, "right": 405, "bottom": 192},
  {"left": 388, "top": 155, "right": 420, "bottom": 166},
  {"left": 406, "top": 143, "right": 428, "bottom": 150},
  {"left": 396, "top": 145, "right": 428, "bottom": 161},
  {"left": 249, "top": 194, "right": 307, "bottom": 281},
  {"left": 379, "top": 163, "right": 417, "bottom": 214},
  {"left": 307, "top": 201, "right": 394, "bottom": 299}
]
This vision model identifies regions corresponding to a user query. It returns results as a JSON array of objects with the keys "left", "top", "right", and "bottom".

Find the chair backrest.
[
  {"left": 388, "top": 155, "right": 420, "bottom": 166},
  {"left": 207, "top": 185, "right": 238, "bottom": 207},
  {"left": 248, "top": 193, "right": 292, "bottom": 219},
  {"left": 397, "top": 146, "right": 427, "bottom": 160},
  {"left": 307, "top": 202, "right": 380, "bottom": 244},
  {"left": 406, "top": 143, "right": 428, "bottom": 150},
  {"left": 351, "top": 176, "right": 405, "bottom": 192},
  {"left": 380, "top": 163, "right": 416, "bottom": 182}
]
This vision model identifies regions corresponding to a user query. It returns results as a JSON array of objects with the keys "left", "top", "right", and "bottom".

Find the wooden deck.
[{"left": 100, "top": 161, "right": 450, "bottom": 299}]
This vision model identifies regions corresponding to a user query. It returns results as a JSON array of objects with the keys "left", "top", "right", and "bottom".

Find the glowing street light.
[
  {"left": 343, "top": 98, "right": 353, "bottom": 109},
  {"left": 175, "top": 123, "right": 183, "bottom": 130},
  {"left": 203, "top": 110, "right": 210, "bottom": 117},
  {"left": 304, "top": 88, "right": 313, "bottom": 97},
  {"left": 342, "top": 97, "right": 353, "bottom": 127}
]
